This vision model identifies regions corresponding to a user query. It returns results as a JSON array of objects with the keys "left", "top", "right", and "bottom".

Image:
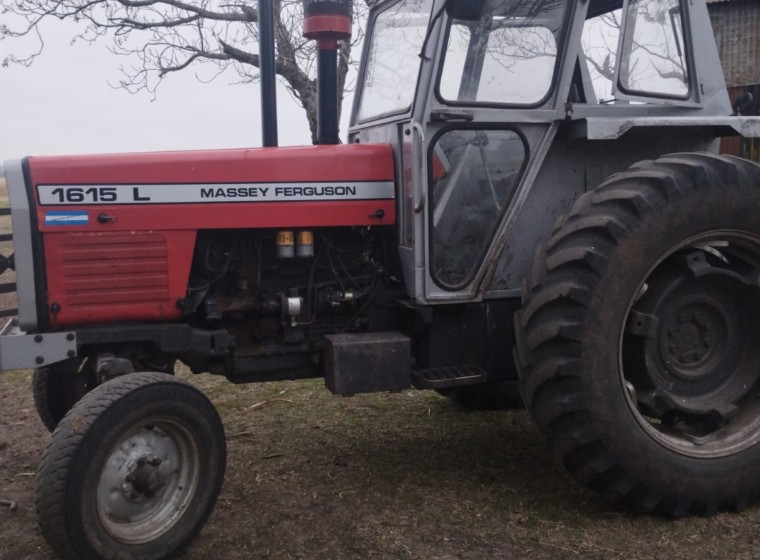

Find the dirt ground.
[{"left": 3, "top": 368, "right": 760, "bottom": 560}]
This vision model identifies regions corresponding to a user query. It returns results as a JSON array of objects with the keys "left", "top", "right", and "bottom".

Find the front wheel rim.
[
  {"left": 95, "top": 418, "right": 201, "bottom": 544},
  {"left": 620, "top": 231, "right": 760, "bottom": 459}
]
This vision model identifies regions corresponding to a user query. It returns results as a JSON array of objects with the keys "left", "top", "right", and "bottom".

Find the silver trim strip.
[{"left": 37, "top": 181, "right": 396, "bottom": 206}]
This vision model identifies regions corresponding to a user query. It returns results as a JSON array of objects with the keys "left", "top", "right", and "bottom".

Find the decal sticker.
[
  {"left": 45, "top": 211, "right": 89, "bottom": 226},
  {"left": 36, "top": 182, "right": 395, "bottom": 206}
]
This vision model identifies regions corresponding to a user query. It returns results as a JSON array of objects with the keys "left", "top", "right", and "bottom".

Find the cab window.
[
  {"left": 357, "top": 0, "right": 434, "bottom": 121},
  {"left": 438, "top": 0, "right": 568, "bottom": 106}
]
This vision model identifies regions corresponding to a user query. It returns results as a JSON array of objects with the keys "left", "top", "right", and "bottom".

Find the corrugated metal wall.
[
  {"left": 709, "top": 0, "right": 760, "bottom": 161},
  {"left": 709, "top": 0, "right": 760, "bottom": 87}
]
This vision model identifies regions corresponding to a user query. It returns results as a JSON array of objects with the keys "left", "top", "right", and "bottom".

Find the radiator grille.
[{"left": 61, "top": 234, "right": 170, "bottom": 307}]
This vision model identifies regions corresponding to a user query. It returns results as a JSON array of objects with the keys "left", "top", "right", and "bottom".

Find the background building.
[{"left": 708, "top": 0, "right": 760, "bottom": 161}]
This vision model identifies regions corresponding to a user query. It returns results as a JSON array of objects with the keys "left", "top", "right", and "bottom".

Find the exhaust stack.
[
  {"left": 303, "top": 0, "right": 353, "bottom": 145},
  {"left": 259, "top": 0, "right": 278, "bottom": 147}
]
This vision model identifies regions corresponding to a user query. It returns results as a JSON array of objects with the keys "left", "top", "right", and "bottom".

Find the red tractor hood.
[{"left": 28, "top": 143, "right": 396, "bottom": 230}]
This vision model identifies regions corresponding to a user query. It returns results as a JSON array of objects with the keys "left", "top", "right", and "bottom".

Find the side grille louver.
[{"left": 61, "top": 234, "right": 170, "bottom": 307}]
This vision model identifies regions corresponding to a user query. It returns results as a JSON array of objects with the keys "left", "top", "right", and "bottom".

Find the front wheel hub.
[
  {"left": 126, "top": 457, "right": 166, "bottom": 499},
  {"left": 96, "top": 421, "right": 200, "bottom": 544}
]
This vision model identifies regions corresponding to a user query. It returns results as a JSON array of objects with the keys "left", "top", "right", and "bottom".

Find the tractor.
[{"left": 2, "top": 0, "right": 760, "bottom": 558}]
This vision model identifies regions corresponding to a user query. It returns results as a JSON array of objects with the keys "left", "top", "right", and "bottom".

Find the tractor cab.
[{"left": 350, "top": 0, "right": 754, "bottom": 305}]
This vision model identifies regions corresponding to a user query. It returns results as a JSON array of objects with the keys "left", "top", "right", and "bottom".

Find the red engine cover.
[{"left": 28, "top": 144, "right": 396, "bottom": 327}]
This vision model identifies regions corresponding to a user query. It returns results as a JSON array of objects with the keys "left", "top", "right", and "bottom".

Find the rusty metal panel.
[
  {"left": 720, "top": 85, "right": 760, "bottom": 161},
  {"left": 709, "top": 0, "right": 760, "bottom": 87},
  {"left": 720, "top": 135, "right": 742, "bottom": 157}
]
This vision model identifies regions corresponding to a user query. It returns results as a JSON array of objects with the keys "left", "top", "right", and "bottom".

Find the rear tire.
[
  {"left": 36, "top": 372, "right": 226, "bottom": 560},
  {"left": 516, "top": 153, "right": 760, "bottom": 516}
]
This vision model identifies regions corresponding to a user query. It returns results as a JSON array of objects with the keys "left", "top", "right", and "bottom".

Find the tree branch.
[{"left": 1, "top": 0, "right": 366, "bottom": 142}]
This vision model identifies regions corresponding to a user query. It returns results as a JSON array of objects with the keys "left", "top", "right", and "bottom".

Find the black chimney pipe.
[
  {"left": 258, "top": 0, "right": 278, "bottom": 147},
  {"left": 302, "top": 0, "right": 352, "bottom": 145},
  {"left": 316, "top": 48, "right": 339, "bottom": 145}
]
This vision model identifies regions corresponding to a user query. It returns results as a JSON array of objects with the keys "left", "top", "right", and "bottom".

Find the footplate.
[{"left": 412, "top": 365, "right": 486, "bottom": 389}]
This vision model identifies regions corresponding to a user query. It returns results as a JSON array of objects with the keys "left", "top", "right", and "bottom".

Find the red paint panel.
[
  {"left": 303, "top": 15, "right": 352, "bottom": 40},
  {"left": 29, "top": 144, "right": 394, "bottom": 184},
  {"left": 30, "top": 144, "right": 397, "bottom": 231},
  {"left": 45, "top": 231, "right": 196, "bottom": 327},
  {"left": 37, "top": 200, "right": 394, "bottom": 233},
  {"left": 67, "top": 288, "right": 170, "bottom": 307},
  {"left": 32, "top": 144, "right": 396, "bottom": 328},
  {"left": 65, "top": 274, "right": 169, "bottom": 293}
]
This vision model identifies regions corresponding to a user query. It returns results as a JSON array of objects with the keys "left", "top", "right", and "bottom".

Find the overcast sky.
[{"left": 0, "top": 19, "right": 348, "bottom": 160}]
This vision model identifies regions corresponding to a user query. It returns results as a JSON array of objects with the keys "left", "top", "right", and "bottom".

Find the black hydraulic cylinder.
[
  {"left": 317, "top": 48, "right": 339, "bottom": 145},
  {"left": 258, "top": 0, "right": 278, "bottom": 147}
]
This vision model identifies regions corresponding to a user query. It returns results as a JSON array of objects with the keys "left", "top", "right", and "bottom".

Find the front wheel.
[
  {"left": 516, "top": 153, "right": 760, "bottom": 516},
  {"left": 33, "top": 358, "right": 96, "bottom": 432},
  {"left": 36, "top": 372, "right": 226, "bottom": 560}
]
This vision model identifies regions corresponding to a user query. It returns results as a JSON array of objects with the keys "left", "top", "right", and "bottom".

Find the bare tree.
[{"left": 0, "top": 0, "right": 368, "bottom": 142}]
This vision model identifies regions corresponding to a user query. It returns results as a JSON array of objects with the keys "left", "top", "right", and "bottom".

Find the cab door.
[{"left": 420, "top": 0, "right": 579, "bottom": 302}]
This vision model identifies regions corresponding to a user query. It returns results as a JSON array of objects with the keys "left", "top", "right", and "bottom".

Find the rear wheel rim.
[{"left": 620, "top": 231, "right": 760, "bottom": 458}]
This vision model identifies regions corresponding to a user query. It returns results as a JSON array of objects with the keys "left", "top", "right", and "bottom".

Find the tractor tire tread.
[
  {"left": 516, "top": 153, "right": 760, "bottom": 516},
  {"left": 36, "top": 373, "right": 204, "bottom": 560}
]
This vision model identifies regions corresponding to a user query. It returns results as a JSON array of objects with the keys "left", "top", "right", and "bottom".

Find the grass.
[
  {"left": 180, "top": 369, "right": 760, "bottom": 560},
  {"left": 3, "top": 366, "right": 760, "bottom": 559}
]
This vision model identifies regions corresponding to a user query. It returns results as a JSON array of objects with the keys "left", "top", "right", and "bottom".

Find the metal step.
[{"left": 412, "top": 365, "right": 487, "bottom": 390}]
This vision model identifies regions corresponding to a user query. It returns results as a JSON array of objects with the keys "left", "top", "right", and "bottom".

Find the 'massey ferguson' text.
[{"left": 200, "top": 185, "right": 358, "bottom": 199}]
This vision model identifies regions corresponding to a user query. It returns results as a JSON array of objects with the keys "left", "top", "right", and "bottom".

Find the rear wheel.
[
  {"left": 516, "top": 153, "right": 760, "bottom": 516},
  {"left": 36, "top": 372, "right": 226, "bottom": 560}
]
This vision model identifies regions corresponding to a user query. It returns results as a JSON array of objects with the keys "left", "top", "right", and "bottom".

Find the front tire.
[
  {"left": 33, "top": 358, "right": 96, "bottom": 432},
  {"left": 516, "top": 153, "right": 760, "bottom": 516},
  {"left": 36, "top": 372, "right": 226, "bottom": 560}
]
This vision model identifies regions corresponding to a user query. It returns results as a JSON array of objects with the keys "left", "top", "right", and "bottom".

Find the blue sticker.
[{"left": 45, "top": 211, "right": 89, "bottom": 226}]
